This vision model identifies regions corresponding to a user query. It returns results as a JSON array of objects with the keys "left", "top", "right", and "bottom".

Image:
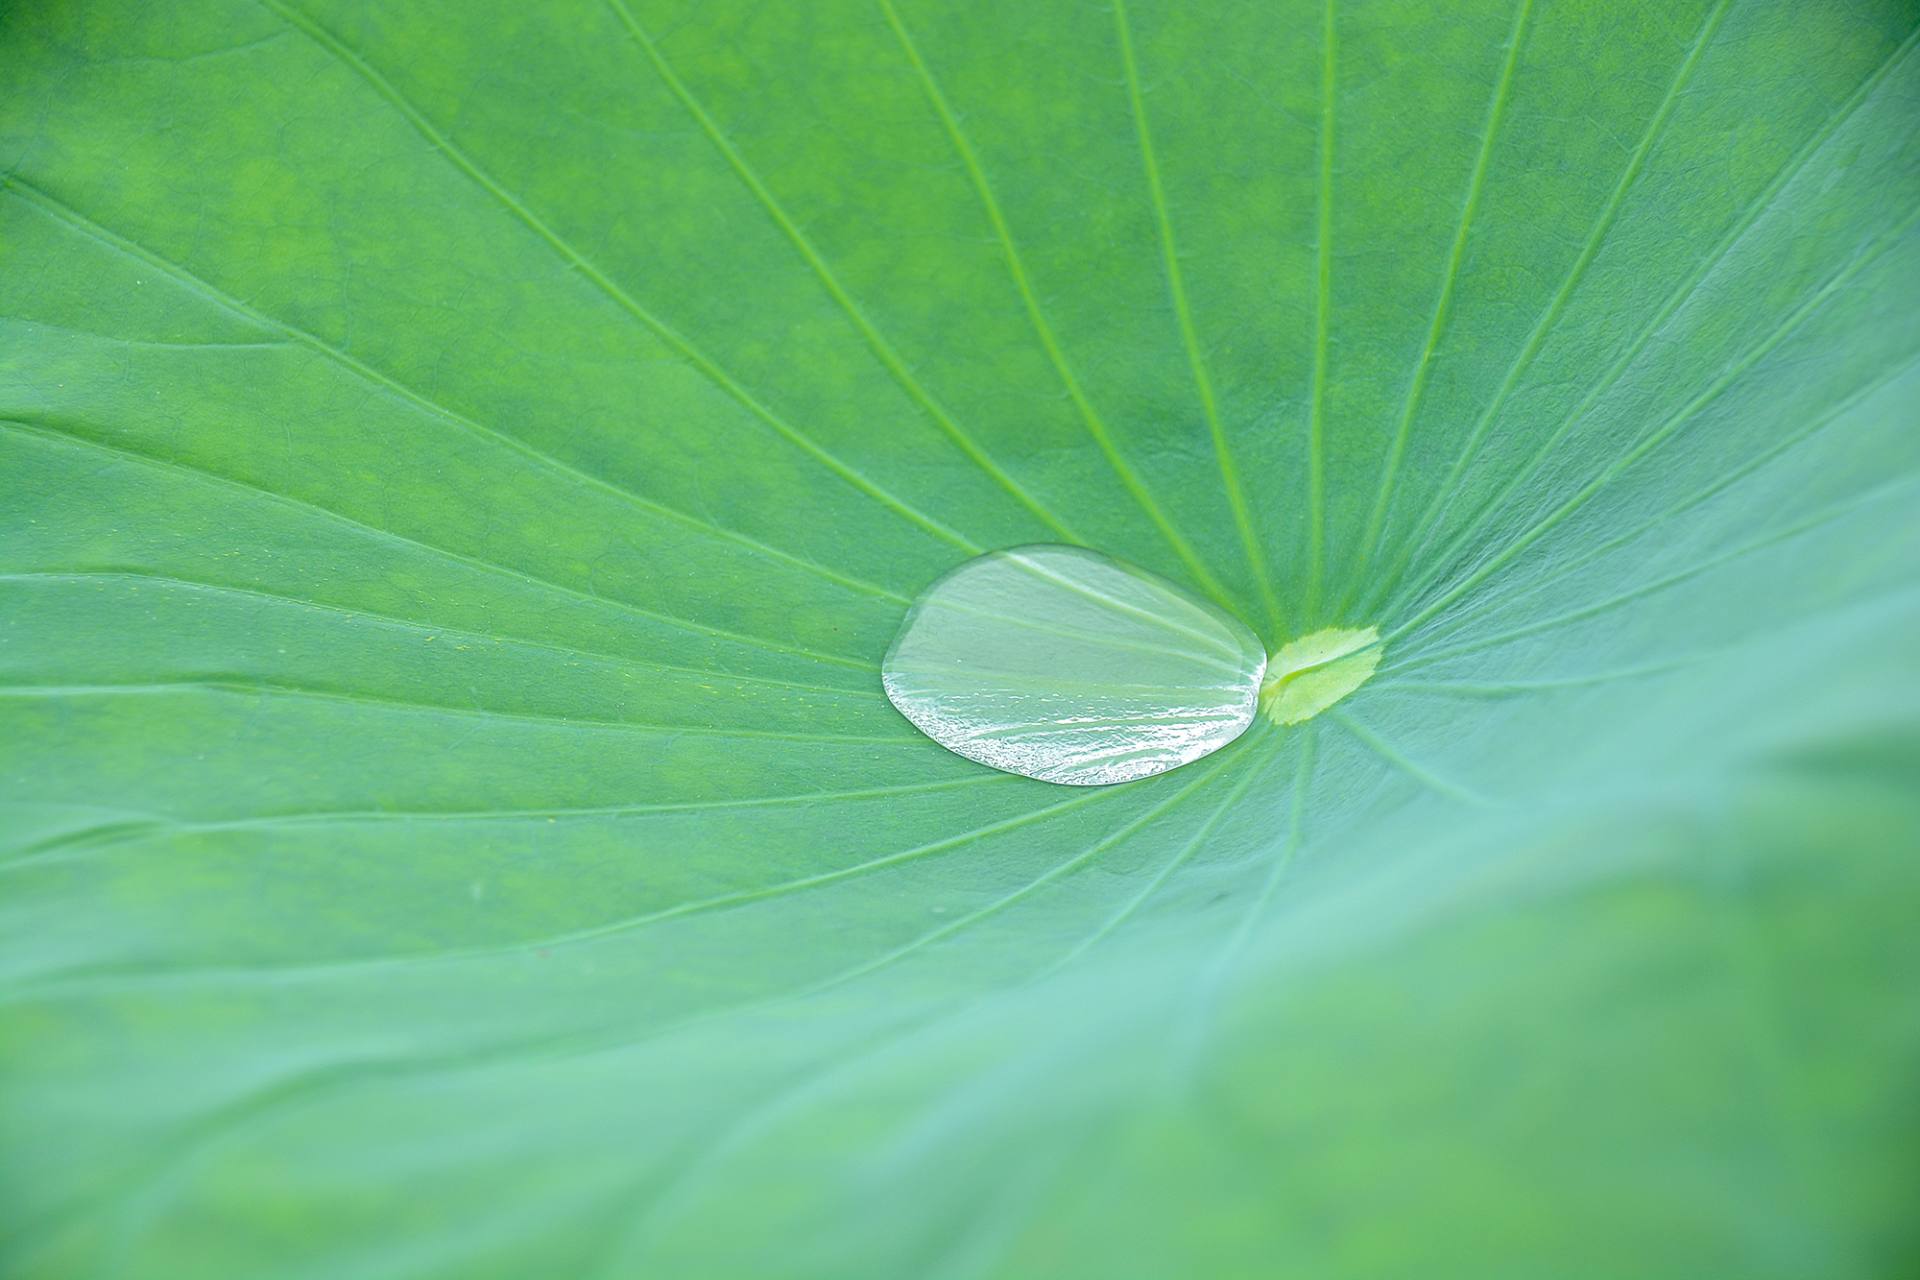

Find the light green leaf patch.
[{"left": 1260, "top": 626, "right": 1383, "bottom": 726}]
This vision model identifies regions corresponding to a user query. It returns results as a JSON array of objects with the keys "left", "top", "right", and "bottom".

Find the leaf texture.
[{"left": 2, "top": 2, "right": 1918, "bottom": 1276}]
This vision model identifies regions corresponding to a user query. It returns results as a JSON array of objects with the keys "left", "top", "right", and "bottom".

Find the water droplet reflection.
[{"left": 882, "top": 545, "right": 1266, "bottom": 786}]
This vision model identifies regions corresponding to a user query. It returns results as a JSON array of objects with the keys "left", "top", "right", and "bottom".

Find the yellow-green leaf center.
[{"left": 1259, "top": 626, "right": 1382, "bottom": 725}]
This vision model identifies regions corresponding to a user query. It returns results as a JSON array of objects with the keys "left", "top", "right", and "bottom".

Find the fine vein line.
[
  {"left": 1383, "top": 469, "right": 1920, "bottom": 676},
  {"left": 252, "top": 0, "right": 980, "bottom": 552},
  {"left": 1052, "top": 733, "right": 1278, "bottom": 974},
  {"left": 1363, "top": 0, "right": 1733, "bottom": 613},
  {"left": 9, "top": 794, "right": 1140, "bottom": 1260},
  {"left": 878, "top": 0, "right": 1240, "bottom": 614},
  {"left": 603, "top": 0, "right": 1085, "bottom": 545},
  {"left": 1, "top": 775, "right": 1010, "bottom": 874},
  {"left": 1, "top": 415, "right": 875, "bottom": 672},
  {"left": 0, "top": 680, "right": 912, "bottom": 741},
  {"left": 1, "top": 179, "right": 910, "bottom": 607},
  {"left": 1380, "top": 28, "right": 1920, "bottom": 617},
  {"left": 15, "top": 789, "right": 1115, "bottom": 999},
  {"left": 1388, "top": 351, "right": 1920, "bottom": 657},
  {"left": 1111, "top": 0, "right": 1278, "bottom": 628},
  {"left": 1368, "top": 658, "right": 1701, "bottom": 699},
  {"left": 1342, "top": 0, "right": 1534, "bottom": 609},
  {"left": 0, "top": 570, "right": 872, "bottom": 697},
  {"left": 1384, "top": 200, "right": 1920, "bottom": 642},
  {"left": 1328, "top": 709, "right": 1487, "bottom": 805},
  {"left": 562, "top": 760, "right": 1235, "bottom": 1272},
  {"left": 1304, "top": 0, "right": 1336, "bottom": 620},
  {"left": 1176, "top": 726, "right": 1311, "bottom": 1069},
  {"left": 879, "top": 0, "right": 1236, "bottom": 610}
]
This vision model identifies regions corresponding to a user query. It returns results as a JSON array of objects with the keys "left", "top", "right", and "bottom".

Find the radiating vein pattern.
[{"left": 2, "top": 1, "right": 1918, "bottom": 1276}]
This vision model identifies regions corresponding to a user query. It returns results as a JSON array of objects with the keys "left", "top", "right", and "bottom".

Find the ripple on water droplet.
[{"left": 882, "top": 545, "right": 1267, "bottom": 786}]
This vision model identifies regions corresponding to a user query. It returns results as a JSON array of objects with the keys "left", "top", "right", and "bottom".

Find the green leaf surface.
[{"left": 3, "top": 1, "right": 1918, "bottom": 1276}]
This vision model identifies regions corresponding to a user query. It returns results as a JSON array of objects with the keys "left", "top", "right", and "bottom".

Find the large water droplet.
[{"left": 882, "top": 545, "right": 1267, "bottom": 786}]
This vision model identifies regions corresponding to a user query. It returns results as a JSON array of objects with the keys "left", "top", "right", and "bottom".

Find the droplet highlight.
[{"left": 882, "top": 545, "right": 1268, "bottom": 786}]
